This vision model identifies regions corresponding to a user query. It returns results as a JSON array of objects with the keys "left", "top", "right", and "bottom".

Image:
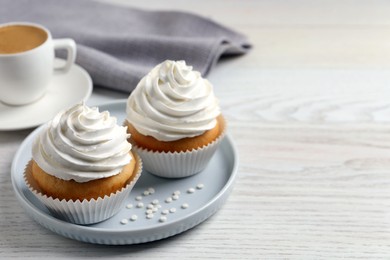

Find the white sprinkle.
[
  {"left": 137, "top": 202, "right": 144, "bottom": 208},
  {"left": 126, "top": 203, "right": 133, "bottom": 209},
  {"left": 181, "top": 203, "right": 189, "bottom": 209},
  {"left": 130, "top": 215, "right": 138, "bottom": 221},
  {"left": 146, "top": 209, "right": 153, "bottom": 214},
  {"left": 152, "top": 207, "right": 158, "bottom": 213},
  {"left": 196, "top": 183, "right": 204, "bottom": 189},
  {"left": 120, "top": 219, "right": 128, "bottom": 225},
  {"left": 148, "top": 187, "right": 155, "bottom": 194},
  {"left": 165, "top": 197, "right": 172, "bottom": 203},
  {"left": 161, "top": 209, "right": 169, "bottom": 215},
  {"left": 146, "top": 213, "right": 154, "bottom": 219},
  {"left": 169, "top": 208, "right": 176, "bottom": 213},
  {"left": 143, "top": 190, "right": 150, "bottom": 196},
  {"left": 159, "top": 216, "right": 167, "bottom": 223},
  {"left": 146, "top": 204, "right": 154, "bottom": 209},
  {"left": 173, "top": 190, "right": 181, "bottom": 196},
  {"left": 152, "top": 199, "right": 159, "bottom": 205},
  {"left": 135, "top": 196, "right": 142, "bottom": 201},
  {"left": 187, "top": 188, "right": 195, "bottom": 194},
  {"left": 172, "top": 195, "right": 179, "bottom": 200}
]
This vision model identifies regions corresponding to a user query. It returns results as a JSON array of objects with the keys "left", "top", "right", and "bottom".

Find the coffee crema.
[{"left": 0, "top": 25, "right": 48, "bottom": 54}]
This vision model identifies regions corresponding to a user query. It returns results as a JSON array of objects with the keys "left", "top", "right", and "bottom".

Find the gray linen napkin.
[{"left": 0, "top": 0, "right": 251, "bottom": 92}]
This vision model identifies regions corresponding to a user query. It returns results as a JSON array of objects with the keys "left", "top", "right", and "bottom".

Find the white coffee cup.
[{"left": 0, "top": 22, "right": 76, "bottom": 106}]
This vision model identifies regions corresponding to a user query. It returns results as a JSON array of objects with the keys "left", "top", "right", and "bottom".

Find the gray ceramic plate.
[{"left": 11, "top": 100, "right": 239, "bottom": 245}]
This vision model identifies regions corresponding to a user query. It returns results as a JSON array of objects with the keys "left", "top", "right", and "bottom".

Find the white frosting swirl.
[
  {"left": 126, "top": 60, "right": 220, "bottom": 141},
  {"left": 32, "top": 103, "right": 132, "bottom": 183}
]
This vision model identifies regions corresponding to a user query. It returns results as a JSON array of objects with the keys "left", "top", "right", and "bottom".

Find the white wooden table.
[{"left": 2, "top": 0, "right": 390, "bottom": 258}]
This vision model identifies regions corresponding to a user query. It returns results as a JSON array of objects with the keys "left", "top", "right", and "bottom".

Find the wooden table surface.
[{"left": 2, "top": 0, "right": 390, "bottom": 258}]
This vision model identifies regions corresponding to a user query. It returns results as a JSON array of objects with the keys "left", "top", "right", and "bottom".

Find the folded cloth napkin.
[{"left": 0, "top": 0, "right": 251, "bottom": 92}]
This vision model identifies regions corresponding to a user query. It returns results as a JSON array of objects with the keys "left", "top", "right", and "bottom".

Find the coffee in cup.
[
  {"left": 0, "top": 22, "right": 77, "bottom": 106},
  {"left": 0, "top": 25, "right": 48, "bottom": 54}
]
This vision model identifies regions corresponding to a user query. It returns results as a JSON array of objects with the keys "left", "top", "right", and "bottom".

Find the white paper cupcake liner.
[
  {"left": 133, "top": 131, "right": 225, "bottom": 178},
  {"left": 24, "top": 153, "right": 142, "bottom": 225}
]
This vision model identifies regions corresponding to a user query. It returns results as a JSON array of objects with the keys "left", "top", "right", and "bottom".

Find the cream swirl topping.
[
  {"left": 32, "top": 103, "right": 132, "bottom": 183},
  {"left": 126, "top": 60, "right": 220, "bottom": 141}
]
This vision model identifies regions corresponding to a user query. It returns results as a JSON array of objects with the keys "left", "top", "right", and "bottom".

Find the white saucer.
[{"left": 0, "top": 59, "right": 92, "bottom": 131}]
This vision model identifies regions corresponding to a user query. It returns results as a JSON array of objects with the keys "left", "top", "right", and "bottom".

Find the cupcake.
[
  {"left": 125, "top": 60, "right": 225, "bottom": 178},
  {"left": 25, "top": 103, "right": 142, "bottom": 224}
]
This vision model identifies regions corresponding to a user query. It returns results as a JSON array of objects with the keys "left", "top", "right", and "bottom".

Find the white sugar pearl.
[
  {"left": 130, "top": 215, "right": 138, "bottom": 221},
  {"left": 147, "top": 204, "right": 154, "bottom": 209},
  {"left": 196, "top": 183, "right": 204, "bottom": 189},
  {"left": 146, "top": 214, "right": 154, "bottom": 219},
  {"left": 143, "top": 190, "right": 150, "bottom": 196},
  {"left": 152, "top": 199, "right": 159, "bottom": 205},
  {"left": 169, "top": 208, "right": 176, "bottom": 213},
  {"left": 135, "top": 196, "right": 142, "bottom": 201},
  {"left": 146, "top": 209, "right": 153, "bottom": 214},
  {"left": 137, "top": 202, "right": 144, "bottom": 208},
  {"left": 120, "top": 219, "right": 128, "bottom": 225},
  {"left": 172, "top": 195, "right": 179, "bottom": 200},
  {"left": 148, "top": 187, "right": 155, "bottom": 194},
  {"left": 187, "top": 188, "right": 195, "bottom": 194},
  {"left": 181, "top": 203, "right": 189, "bottom": 209},
  {"left": 159, "top": 216, "right": 167, "bottom": 223},
  {"left": 161, "top": 209, "right": 169, "bottom": 215},
  {"left": 152, "top": 207, "right": 158, "bottom": 213},
  {"left": 165, "top": 197, "right": 172, "bottom": 203},
  {"left": 173, "top": 190, "right": 181, "bottom": 196},
  {"left": 126, "top": 203, "right": 133, "bottom": 209}
]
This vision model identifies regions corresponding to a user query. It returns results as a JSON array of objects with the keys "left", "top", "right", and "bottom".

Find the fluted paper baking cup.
[
  {"left": 24, "top": 153, "right": 142, "bottom": 225},
  {"left": 133, "top": 132, "right": 225, "bottom": 178}
]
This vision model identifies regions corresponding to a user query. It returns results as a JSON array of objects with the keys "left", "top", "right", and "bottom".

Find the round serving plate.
[{"left": 11, "top": 100, "right": 239, "bottom": 245}]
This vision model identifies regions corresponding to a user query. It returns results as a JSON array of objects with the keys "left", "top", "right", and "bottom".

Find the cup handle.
[{"left": 53, "top": 39, "right": 76, "bottom": 73}]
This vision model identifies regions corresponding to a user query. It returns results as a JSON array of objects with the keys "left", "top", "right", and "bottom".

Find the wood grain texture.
[{"left": 2, "top": 0, "right": 390, "bottom": 259}]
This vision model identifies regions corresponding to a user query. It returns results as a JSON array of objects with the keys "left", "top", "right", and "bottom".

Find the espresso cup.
[{"left": 0, "top": 22, "right": 76, "bottom": 105}]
